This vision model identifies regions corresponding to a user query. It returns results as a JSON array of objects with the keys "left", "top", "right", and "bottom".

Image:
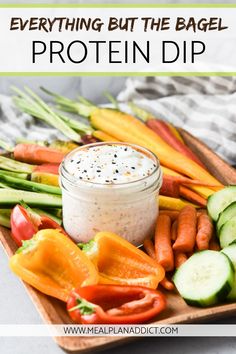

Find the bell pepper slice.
[
  {"left": 10, "top": 204, "right": 66, "bottom": 246},
  {"left": 79, "top": 232, "right": 165, "bottom": 289},
  {"left": 67, "top": 284, "right": 166, "bottom": 324},
  {"left": 9, "top": 229, "right": 99, "bottom": 302}
]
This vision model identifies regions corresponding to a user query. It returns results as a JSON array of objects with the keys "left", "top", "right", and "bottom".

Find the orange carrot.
[
  {"left": 159, "top": 210, "right": 179, "bottom": 221},
  {"left": 173, "top": 205, "right": 197, "bottom": 253},
  {"left": 34, "top": 163, "right": 60, "bottom": 175},
  {"left": 196, "top": 214, "right": 214, "bottom": 250},
  {"left": 160, "top": 277, "right": 175, "bottom": 291},
  {"left": 174, "top": 252, "right": 188, "bottom": 268},
  {"left": 209, "top": 236, "right": 220, "bottom": 251},
  {"left": 171, "top": 219, "right": 178, "bottom": 242},
  {"left": 163, "top": 174, "right": 221, "bottom": 189},
  {"left": 143, "top": 238, "right": 156, "bottom": 260},
  {"left": 179, "top": 186, "right": 207, "bottom": 207},
  {"left": 14, "top": 144, "right": 65, "bottom": 165},
  {"left": 160, "top": 176, "right": 180, "bottom": 198},
  {"left": 154, "top": 215, "right": 174, "bottom": 271},
  {"left": 146, "top": 119, "right": 205, "bottom": 168}
]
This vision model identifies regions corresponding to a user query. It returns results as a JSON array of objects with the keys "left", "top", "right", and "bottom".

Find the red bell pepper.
[
  {"left": 10, "top": 204, "right": 66, "bottom": 246},
  {"left": 67, "top": 284, "right": 166, "bottom": 324}
]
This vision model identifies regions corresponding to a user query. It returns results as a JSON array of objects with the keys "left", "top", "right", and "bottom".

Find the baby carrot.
[
  {"left": 196, "top": 213, "right": 214, "bottom": 250},
  {"left": 143, "top": 238, "right": 156, "bottom": 260},
  {"left": 171, "top": 219, "right": 178, "bottom": 242},
  {"left": 160, "top": 277, "right": 175, "bottom": 291},
  {"left": 173, "top": 205, "right": 197, "bottom": 253},
  {"left": 174, "top": 252, "right": 188, "bottom": 268},
  {"left": 154, "top": 215, "right": 174, "bottom": 271},
  {"left": 159, "top": 210, "right": 179, "bottom": 221}
]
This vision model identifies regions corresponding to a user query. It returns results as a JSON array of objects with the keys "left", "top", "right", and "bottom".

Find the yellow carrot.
[
  {"left": 93, "top": 130, "right": 119, "bottom": 142},
  {"left": 159, "top": 195, "right": 199, "bottom": 211},
  {"left": 90, "top": 108, "right": 222, "bottom": 186}
]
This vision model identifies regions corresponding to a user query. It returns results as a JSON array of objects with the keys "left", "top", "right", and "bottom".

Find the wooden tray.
[{"left": 1, "top": 129, "right": 236, "bottom": 353}]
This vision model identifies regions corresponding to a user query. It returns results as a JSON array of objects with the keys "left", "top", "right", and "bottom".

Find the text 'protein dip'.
[{"left": 60, "top": 143, "right": 162, "bottom": 245}]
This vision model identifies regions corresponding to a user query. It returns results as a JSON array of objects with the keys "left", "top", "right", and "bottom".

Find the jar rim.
[{"left": 60, "top": 142, "right": 161, "bottom": 189}]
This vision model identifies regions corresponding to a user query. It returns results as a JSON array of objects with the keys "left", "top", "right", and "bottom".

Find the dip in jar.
[{"left": 60, "top": 143, "right": 162, "bottom": 246}]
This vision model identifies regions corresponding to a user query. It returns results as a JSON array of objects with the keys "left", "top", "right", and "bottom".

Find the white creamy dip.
[{"left": 60, "top": 143, "right": 162, "bottom": 245}]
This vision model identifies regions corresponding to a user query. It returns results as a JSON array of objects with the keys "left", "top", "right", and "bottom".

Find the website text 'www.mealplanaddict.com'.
[{"left": 63, "top": 325, "right": 178, "bottom": 336}]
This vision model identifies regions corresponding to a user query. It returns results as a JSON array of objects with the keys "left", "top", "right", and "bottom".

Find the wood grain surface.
[{"left": 1, "top": 130, "right": 236, "bottom": 353}]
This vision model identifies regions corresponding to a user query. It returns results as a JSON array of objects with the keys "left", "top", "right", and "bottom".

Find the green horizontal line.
[
  {"left": 0, "top": 4, "right": 235, "bottom": 8},
  {"left": 0, "top": 72, "right": 236, "bottom": 77}
]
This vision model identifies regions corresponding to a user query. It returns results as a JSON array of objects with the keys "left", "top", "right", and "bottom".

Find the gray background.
[{"left": 1, "top": 1, "right": 236, "bottom": 354}]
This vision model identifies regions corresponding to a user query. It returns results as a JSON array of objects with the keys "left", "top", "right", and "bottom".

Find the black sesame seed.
[
  {"left": 112, "top": 162, "right": 116, "bottom": 165},
  {"left": 70, "top": 159, "right": 74, "bottom": 163},
  {"left": 115, "top": 169, "right": 119, "bottom": 173},
  {"left": 113, "top": 178, "right": 117, "bottom": 181},
  {"left": 124, "top": 148, "right": 127, "bottom": 151},
  {"left": 84, "top": 170, "right": 87, "bottom": 173},
  {"left": 105, "top": 180, "right": 110, "bottom": 183},
  {"left": 97, "top": 170, "right": 101, "bottom": 173},
  {"left": 131, "top": 167, "right": 135, "bottom": 170},
  {"left": 114, "top": 154, "right": 117, "bottom": 158},
  {"left": 77, "top": 161, "right": 80, "bottom": 164}
]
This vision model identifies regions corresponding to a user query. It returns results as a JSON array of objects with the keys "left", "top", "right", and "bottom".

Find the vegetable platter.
[{"left": 0, "top": 88, "right": 236, "bottom": 352}]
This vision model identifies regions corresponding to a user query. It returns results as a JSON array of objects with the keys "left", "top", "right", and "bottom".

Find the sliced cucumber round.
[
  {"left": 207, "top": 186, "right": 236, "bottom": 222},
  {"left": 219, "top": 216, "right": 236, "bottom": 249},
  {"left": 173, "top": 250, "right": 234, "bottom": 307},
  {"left": 217, "top": 202, "right": 236, "bottom": 235},
  {"left": 221, "top": 243, "right": 236, "bottom": 300}
]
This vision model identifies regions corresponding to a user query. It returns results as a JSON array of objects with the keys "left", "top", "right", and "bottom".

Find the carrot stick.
[
  {"left": 209, "top": 236, "right": 220, "bottom": 251},
  {"left": 163, "top": 174, "right": 222, "bottom": 189},
  {"left": 90, "top": 109, "right": 222, "bottom": 186},
  {"left": 160, "top": 277, "right": 175, "bottom": 291},
  {"left": 159, "top": 195, "right": 199, "bottom": 211},
  {"left": 160, "top": 176, "right": 180, "bottom": 198},
  {"left": 14, "top": 144, "right": 65, "bottom": 165},
  {"left": 173, "top": 205, "right": 197, "bottom": 253},
  {"left": 196, "top": 214, "right": 214, "bottom": 250},
  {"left": 143, "top": 238, "right": 156, "bottom": 260},
  {"left": 174, "top": 252, "right": 188, "bottom": 268},
  {"left": 154, "top": 215, "right": 174, "bottom": 271},
  {"left": 171, "top": 219, "right": 178, "bottom": 242},
  {"left": 159, "top": 210, "right": 179, "bottom": 221},
  {"left": 34, "top": 163, "right": 60, "bottom": 175},
  {"left": 92, "top": 130, "right": 120, "bottom": 142},
  {"left": 146, "top": 119, "right": 205, "bottom": 168},
  {"left": 179, "top": 186, "right": 207, "bottom": 207},
  {"left": 166, "top": 123, "right": 184, "bottom": 144}
]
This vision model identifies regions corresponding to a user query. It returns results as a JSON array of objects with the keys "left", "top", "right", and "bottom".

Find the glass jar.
[{"left": 60, "top": 142, "right": 162, "bottom": 246}]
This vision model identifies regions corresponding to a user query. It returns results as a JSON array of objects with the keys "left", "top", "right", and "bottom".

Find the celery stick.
[
  {"left": 0, "top": 156, "right": 34, "bottom": 173},
  {"left": 0, "top": 209, "right": 11, "bottom": 228},
  {"left": 0, "top": 189, "right": 62, "bottom": 208},
  {"left": 0, "top": 172, "right": 61, "bottom": 195}
]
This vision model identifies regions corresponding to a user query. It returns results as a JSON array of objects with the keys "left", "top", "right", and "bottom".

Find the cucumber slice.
[
  {"left": 207, "top": 186, "right": 236, "bottom": 221},
  {"left": 173, "top": 250, "right": 234, "bottom": 307},
  {"left": 221, "top": 243, "right": 236, "bottom": 300},
  {"left": 217, "top": 202, "right": 236, "bottom": 235},
  {"left": 219, "top": 216, "right": 236, "bottom": 249},
  {"left": 0, "top": 189, "right": 62, "bottom": 208}
]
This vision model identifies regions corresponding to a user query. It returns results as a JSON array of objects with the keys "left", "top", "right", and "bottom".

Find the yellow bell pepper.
[
  {"left": 9, "top": 229, "right": 98, "bottom": 302},
  {"left": 79, "top": 232, "right": 165, "bottom": 289}
]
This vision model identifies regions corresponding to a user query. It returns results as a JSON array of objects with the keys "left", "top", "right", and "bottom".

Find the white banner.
[
  {"left": 0, "top": 324, "right": 236, "bottom": 337},
  {"left": 0, "top": 5, "right": 236, "bottom": 73}
]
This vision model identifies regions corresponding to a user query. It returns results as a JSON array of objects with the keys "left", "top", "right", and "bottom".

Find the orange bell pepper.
[
  {"left": 79, "top": 232, "right": 165, "bottom": 289},
  {"left": 9, "top": 229, "right": 98, "bottom": 302}
]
